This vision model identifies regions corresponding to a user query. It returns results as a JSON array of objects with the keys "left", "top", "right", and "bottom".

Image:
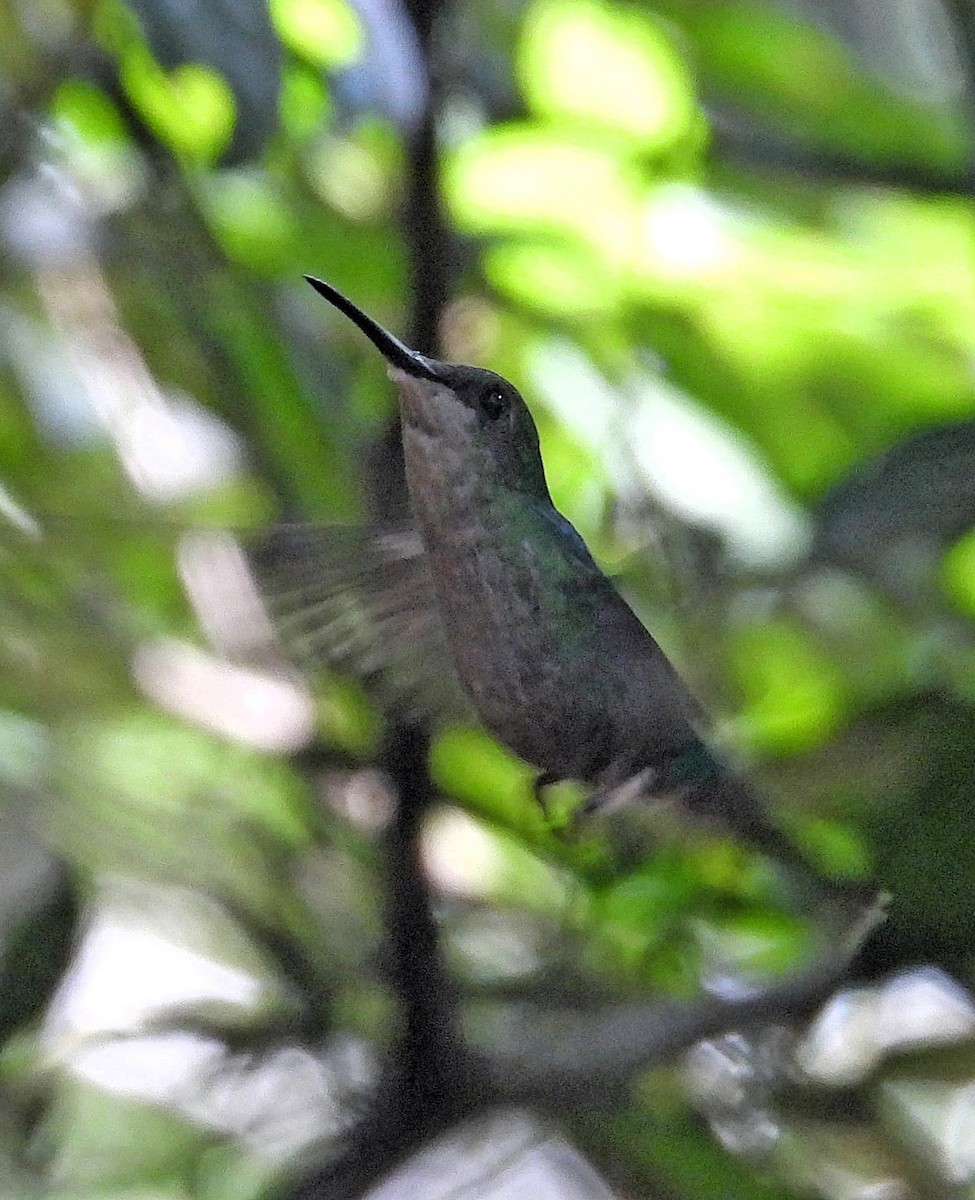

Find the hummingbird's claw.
[
  {"left": 532, "top": 771, "right": 559, "bottom": 815},
  {"left": 533, "top": 771, "right": 585, "bottom": 842},
  {"left": 580, "top": 767, "right": 659, "bottom": 817}
]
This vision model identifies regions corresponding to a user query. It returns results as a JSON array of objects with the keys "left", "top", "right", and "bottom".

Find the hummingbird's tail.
[
  {"left": 671, "top": 741, "right": 882, "bottom": 923},
  {"left": 671, "top": 742, "right": 801, "bottom": 864}
]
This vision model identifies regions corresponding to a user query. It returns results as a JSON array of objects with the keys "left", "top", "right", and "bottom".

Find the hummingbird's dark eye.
[{"left": 482, "top": 386, "right": 506, "bottom": 420}]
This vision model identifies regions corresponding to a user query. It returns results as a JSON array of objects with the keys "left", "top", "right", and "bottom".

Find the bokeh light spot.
[
  {"left": 519, "top": 0, "right": 696, "bottom": 148},
  {"left": 270, "top": 0, "right": 362, "bottom": 67}
]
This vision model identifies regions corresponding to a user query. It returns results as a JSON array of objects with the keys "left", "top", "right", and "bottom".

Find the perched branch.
[{"left": 476, "top": 904, "right": 885, "bottom": 1105}]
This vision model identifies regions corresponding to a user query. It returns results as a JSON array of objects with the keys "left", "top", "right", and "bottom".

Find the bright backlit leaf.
[
  {"left": 794, "top": 817, "right": 872, "bottom": 879},
  {"left": 693, "top": 909, "right": 810, "bottom": 977},
  {"left": 942, "top": 529, "right": 975, "bottom": 620},
  {"left": 280, "top": 62, "right": 332, "bottom": 141},
  {"left": 269, "top": 0, "right": 362, "bottom": 67},
  {"left": 431, "top": 725, "right": 541, "bottom": 831},
  {"left": 121, "top": 50, "right": 235, "bottom": 165},
  {"left": 445, "top": 127, "right": 642, "bottom": 267},
  {"left": 202, "top": 171, "right": 303, "bottom": 272},
  {"left": 519, "top": 0, "right": 697, "bottom": 149},
  {"left": 596, "top": 870, "right": 692, "bottom": 968},
  {"left": 669, "top": 0, "right": 969, "bottom": 167},
  {"left": 51, "top": 79, "right": 129, "bottom": 148},
  {"left": 483, "top": 239, "right": 621, "bottom": 318}
]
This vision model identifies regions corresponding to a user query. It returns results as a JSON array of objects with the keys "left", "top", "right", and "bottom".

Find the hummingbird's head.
[
  {"left": 305, "top": 276, "right": 550, "bottom": 497},
  {"left": 389, "top": 362, "right": 550, "bottom": 497}
]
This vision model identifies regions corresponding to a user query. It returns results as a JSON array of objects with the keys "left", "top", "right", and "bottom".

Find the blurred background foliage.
[{"left": 6, "top": 0, "right": 975, "bottom": 1196}]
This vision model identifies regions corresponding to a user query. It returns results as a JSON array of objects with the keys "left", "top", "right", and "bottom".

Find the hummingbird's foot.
[
  {"left": 533, "top": 772, "right": 586, "bottom": 841},
  {"left": 532, "top": 771, "right": 559, "bottom": 816},
  {"left": 581, "top": 767, "right": 659, "bottom": 817}
]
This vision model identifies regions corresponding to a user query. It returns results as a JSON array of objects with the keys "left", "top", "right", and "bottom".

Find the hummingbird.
[{"left": 254, "top": 276, "right": 868, "bottom": 890}]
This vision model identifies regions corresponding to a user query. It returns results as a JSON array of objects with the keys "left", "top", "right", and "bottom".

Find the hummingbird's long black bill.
[{"left": 304, "top": 276, "right": 444, "bottom": 383}]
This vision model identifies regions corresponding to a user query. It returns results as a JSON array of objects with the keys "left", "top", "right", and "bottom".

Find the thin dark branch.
[
  {"left": 275, "top": 5, "right": 468, "bottom": 1195},
  {"left": 366, "top": 0, "right": 455, "bottom": 522},
  {"left": 369, "top": 0, "right": 465, "bottom": 1132},
  {"left": 943, "top": 0, "right": 975, "bottom": 100},
  {"left": 710, "top": 106, "right": 975, "bottom": 197},
  {"left": 402, "top": 7, "right": 452, "bottom": 358},
  {"left": 270, "top": 724, "right": 469, "bottom": 1200},
  {"left": 274, "top": 895, "right": 882, "bottom": 1200},
  {"left": 381, "top": 722, "right": 465, "bottom": 1107}
]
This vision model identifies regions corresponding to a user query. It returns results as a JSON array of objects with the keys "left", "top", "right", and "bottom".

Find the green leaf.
[
  {"left": 729, "top": 619, "right": 846, "bottom": 753},
  {"left": 269, "top": 0, "right": 363, "bottom": 67},
  {"left": 518, "top": 0, "right": 697, "bottom": 149},
  {"left": 121, "top": 51, "right": 236, "bottom": 166},
  {"left": 663, "top": 0, "right": 970, "bottom": 167},
  {"left": 484, "top": 238, "right": 621, "bottom": 317},
  {"left": 445, "top": 127, "right": 643, "bottom": 268}
]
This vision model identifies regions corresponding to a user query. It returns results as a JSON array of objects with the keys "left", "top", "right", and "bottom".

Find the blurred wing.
[{"left": 244, "top": 523, "right": 467, "bottom": 722}]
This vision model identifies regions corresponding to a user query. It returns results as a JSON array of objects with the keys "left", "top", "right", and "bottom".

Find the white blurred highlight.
[
  {"left": 44, "top": 878, "right": 372, "bottom": 1158},
  {"left": 366, "top": 1110, "right": 618, "bottom": 1200},
  {"left": 35, "top": 263, "right": 241, "bottom": 501},
  {"left": 629, "top": 375, "right": 810, "bottom": 567},
  {"left": 796, "top": 968, "right": 975, "bottom": 1088},
  {"left": 528, "top": 339, "right": 809, "bottom": 567},
  {"left": 422, "top": 808, "right": 504, "bottom": 899},
  {"left": 69, "top": 1034, "right": 367, "bottom": 1155},
  {"left": 642, "top": 186, "right": 740, "bottom": 277},
  {"left": 0, "top": 480, "right": 41, "bottom": 538},
  {"left": 178, "top": 530, "right": 278, "bottom": 660},
  {"left": 134, "top": 637, "right": 315, "bottom": 753},
  {"left": 43, "top": 883, "right": 272, "bottom": 1042}
]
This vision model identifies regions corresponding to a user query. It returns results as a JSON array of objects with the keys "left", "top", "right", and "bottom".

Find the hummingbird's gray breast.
[
  {"left": 404, "top": 455, "right": 699, "bottom": 783},
  {"left": 400, "top": 412, "right": 708, "bottom": 787},
  {"left": 427, "top": 527, "right": 610, "bottom": 780}
]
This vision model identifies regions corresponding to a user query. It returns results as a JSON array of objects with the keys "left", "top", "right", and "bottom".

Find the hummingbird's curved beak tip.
[
  {"left": 302, "top": 274, "right": 444, "bottom": 384},
  {"left": 304, "top": 275, "right": 337, "bottom": 302}
]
